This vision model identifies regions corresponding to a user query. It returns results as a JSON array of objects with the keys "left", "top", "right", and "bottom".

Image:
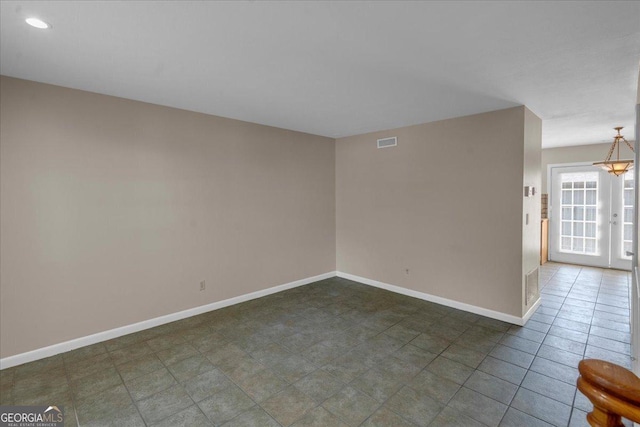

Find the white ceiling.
[{"left": 1, "top": 1, "right": 639, "bottom": 148}]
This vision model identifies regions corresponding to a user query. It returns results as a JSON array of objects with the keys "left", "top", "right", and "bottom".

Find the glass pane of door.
[{"left": 559, "top": 171, "right": 599, "bottom": 255}]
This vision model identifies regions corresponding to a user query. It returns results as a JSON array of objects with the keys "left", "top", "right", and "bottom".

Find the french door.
[
  {"left": 611, "top": 171, "right": 635, "bottom": 269},
  {"left": 549, "top": 164, "right": 633, "bottom": 270}
]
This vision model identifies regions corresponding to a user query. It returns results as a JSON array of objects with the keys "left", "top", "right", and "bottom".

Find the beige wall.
[
  {"left": 0, "top": 76, "right": 545, "bottom": 359},
  {"left": 0, "top": 76, "right": 336, "bottom": 358},
  {"left": 336, "top": 106, "right": 538, "bottom": 317},
  {"left": 522, "top": 108, "right": 542, "bottom": 315}
]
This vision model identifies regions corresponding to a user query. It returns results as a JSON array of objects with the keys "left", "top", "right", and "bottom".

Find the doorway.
[{"left": 549, "top": 163, "right": 633, "bottom": 270}]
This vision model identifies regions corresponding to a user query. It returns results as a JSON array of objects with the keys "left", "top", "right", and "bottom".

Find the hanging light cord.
[{"left": 604, "top": 128, "right": 634, "bottom": 162}]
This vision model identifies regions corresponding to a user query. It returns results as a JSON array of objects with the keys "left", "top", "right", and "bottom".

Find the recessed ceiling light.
[{"left": 25, "top": 18, "right": 51, "bottom": 29}]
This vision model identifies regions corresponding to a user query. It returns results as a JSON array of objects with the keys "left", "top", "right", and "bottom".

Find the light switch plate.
[{"left": 524, "top": 186, "right": 536, "bottom": 197}]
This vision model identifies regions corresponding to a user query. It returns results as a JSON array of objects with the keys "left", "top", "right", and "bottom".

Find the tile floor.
[{"left": 0, "top": 263, "right": 633, "bottom": 426}]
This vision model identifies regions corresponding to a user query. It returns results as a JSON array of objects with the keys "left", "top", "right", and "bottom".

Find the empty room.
[{"left": 1, "top": 1, "right": 640, "bottom": 426}]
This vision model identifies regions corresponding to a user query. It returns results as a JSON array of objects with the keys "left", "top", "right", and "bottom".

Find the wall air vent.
[
  {"left": 525, "top": 267, "right": 539, "bottom": 305},
  {"left": 377, "top": 137, "right": 397, "bottom": 149}
]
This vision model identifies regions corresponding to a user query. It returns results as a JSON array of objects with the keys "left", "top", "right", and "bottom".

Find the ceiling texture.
[{"left": 1, "top": 1, "right": 639, "bottom": 148}]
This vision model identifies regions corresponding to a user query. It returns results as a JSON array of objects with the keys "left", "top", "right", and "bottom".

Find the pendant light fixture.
[{"left": 593, "top": 127, "right": 635, "bottom": 176}]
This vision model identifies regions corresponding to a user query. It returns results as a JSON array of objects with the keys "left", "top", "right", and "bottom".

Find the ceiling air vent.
[{"left": 377, "top": 137, "right": 397, "bottom": 149}]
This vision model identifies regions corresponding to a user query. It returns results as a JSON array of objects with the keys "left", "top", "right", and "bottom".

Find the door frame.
[
  {"left": 632, "top": 102, "right": 639, "bottom": 376},
  {"left": 610, "top": 171, "right": 634, "bottom": 270},
  {"left": 547, "top": 162, "right": 633, "bottom": 271},
  {"left": 547, "top": 162, "right": 613, "bottom": 268},
  {"left": 547, "top": 161, "right": 599, "bottom": 204}
]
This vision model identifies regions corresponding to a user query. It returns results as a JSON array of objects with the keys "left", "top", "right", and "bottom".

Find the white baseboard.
[
  {"left": 0, "top": 271, "right": 336, "bottom": 369},
  {"left": 337, "top": 271, "right": 528, "bottom": 326},
  {"left": 522, "top": 296, "right": 542, "bottom": 325},
  {"left": 1, "top": 270, "right": 537, "bottom": 369}
]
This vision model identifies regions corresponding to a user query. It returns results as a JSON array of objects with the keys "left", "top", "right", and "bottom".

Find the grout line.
[
  {"left": 113, "top": 362, "right": 150, "bottom": 427},
  {"left": 10, "top": 264, "right": 632, "bottom": 427},
  {"left": 563, "top": 266, "right": 587, "bottom": 427},
  {"left": 541, "top": 265, "right": 631, "bottom": 426},
  {"left": 60, "top": 357, "right": 82, "bottom": 427},
  {"left": 497, "top": 264, "right": 574, "bottom": 426}
]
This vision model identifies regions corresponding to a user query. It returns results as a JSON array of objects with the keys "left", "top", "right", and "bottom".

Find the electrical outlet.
[
  {"left": 200, "top": 280, "right": 206, "bottom": 291},
  {"left": 405, "top": 268, "right": 410, "bottom": 275}
]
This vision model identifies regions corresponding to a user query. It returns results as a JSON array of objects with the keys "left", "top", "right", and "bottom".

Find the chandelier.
[{"left": 593, "top": 127, "right": 635, "bottom": 176}]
